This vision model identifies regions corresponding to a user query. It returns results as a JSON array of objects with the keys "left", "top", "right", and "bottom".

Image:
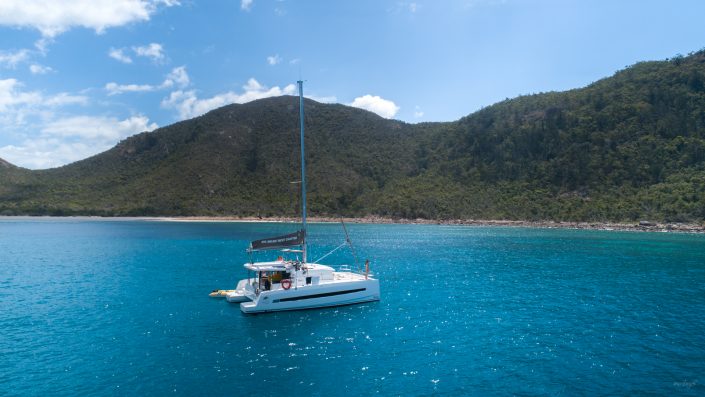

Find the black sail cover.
[{"left": 250, "top": 230, "right": 305, "bottom": 251}]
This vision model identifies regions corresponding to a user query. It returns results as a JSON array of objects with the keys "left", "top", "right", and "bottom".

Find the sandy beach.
[
  {"left": 151, "top": 215, "right": 705, "bottom": 233},
  {"left": 4, "top": 215, "right": 702, "bottom": 233}
]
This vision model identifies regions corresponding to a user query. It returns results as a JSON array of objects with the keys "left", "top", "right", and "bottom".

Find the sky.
[{"left": 1, "top": 0, "right": 705, "bottom": 169}]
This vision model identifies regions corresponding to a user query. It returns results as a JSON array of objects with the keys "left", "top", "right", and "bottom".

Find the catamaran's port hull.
[
  {"left": 225, "top": 279, "right": 254, "bottom": 303},
  {"left": 225, "top": 292, "right": 251, "bottom": 303},
  {"left": 240, "top": 279, "right": 380, "bottom": 314}
]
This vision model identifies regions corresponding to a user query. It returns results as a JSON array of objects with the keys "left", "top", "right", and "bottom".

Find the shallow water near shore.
[{"left": 1, "top": 218, "right": 704, "bottom": 396}]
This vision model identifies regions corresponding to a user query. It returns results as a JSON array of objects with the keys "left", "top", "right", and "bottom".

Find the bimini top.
[
  {"left": 243, "top": 261, "right": 334, "bottom": 273},
  {"left": 243, "top": 260, "right": 291, "bottom": 272}
]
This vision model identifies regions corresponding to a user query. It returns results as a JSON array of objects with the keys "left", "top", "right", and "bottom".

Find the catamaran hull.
[
  {"left": 240, "top": 279, "right": 380, "bottom": 314},
  {"left": 225, "top": 279, "right": 253, "bottom": 303},
  {"left": 225, "top": 292, "right": 251, "bottom": 303}
]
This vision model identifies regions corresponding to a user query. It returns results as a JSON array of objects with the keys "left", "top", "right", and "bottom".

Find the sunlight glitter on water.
[{"left": 1, "top": 219, "right": 705, "bottom": 396}]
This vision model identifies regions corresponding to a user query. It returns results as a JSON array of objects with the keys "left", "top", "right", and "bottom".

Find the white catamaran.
[{"left": 217, "top": 81, "right": 380, "bottom": 314}]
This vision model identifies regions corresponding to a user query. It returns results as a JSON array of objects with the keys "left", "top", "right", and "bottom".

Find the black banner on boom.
[{"left": 250, "top": 230, "right": 305, "bottom": 251}]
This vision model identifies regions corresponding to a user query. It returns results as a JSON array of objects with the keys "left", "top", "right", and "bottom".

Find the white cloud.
[
  {"left": 409, "top": 2, "right": 418, "bottom": 12},
  {"left": 0, "top": 78, "right": 142, "bottom": 169},
  {"left": 413, "top": 105, "right": 424, "bottom": 118},
  {"left": 105, "top": 82, "right": 157, "bottom": 95},
  {"left": 0, "top": 115, "right": 156, "bottom": 168},
  {"left": 240, "top": 78, "right": 296, "bottom": 101},
  {"left": 133, "top": 42, "right": 164, "bottom": 61},
  {"left": 267, "top": 54, "right": 281, "bottom": 65},
  {"left": 162, "top": 78, "right": 296, "bottom": 120},
  {"left": 105, "top": 65, "right": 189, "bottom": 95},
  {"left": 0, "top": 79, "right": 43, "bottom": 112},
  {"left": 42, "top": 115, "right": 156, "bottom": 140},
  {"left": 0, "top": 49, "right": 30, "bottom": 68},
  {"left": 0, "top": 80, "right": 87, "bottom": 138},
  {"left": 161, "top": 90, "right": 235, "bottom": 120},
  {"left": 0, "top": 140, "right": 95, "bottom": 169},
  {"left": 289, "top": 58, "right": 300, "bottom": 65},
  {"left": 109, "top": 43, "right": 166, "bottom": 64},
  {"left": 349, "top": 95, "right": 400, "bottom": 119},
  {"left": 29, "top": 63, "right": 54, "bottom": 74},
  {"left": 307, "top": 94, "right": 337, "bottom": 103},
  {"left": 0, "top": 79, "right": 88, "bottom": 130},
  {"left": 43, "top": 93, "right": 88, "bottom": 107},
  {"left": 162, "top": 66, "right": 189, "bottom": 88},
  {"left": 0, "top": 0, "right": 180, "bottom": 37},
  {"left": 241, "top": 0, "right": 253, "bottom": 11},
  {"left": 34, "top": 37, "right": 53, "bottom": 54},
  {"left": 109, "top": 48, "right": 133, "bottom": 63},
  {"left": 155, "top": 0, "right": 180, "bottom": 6}
]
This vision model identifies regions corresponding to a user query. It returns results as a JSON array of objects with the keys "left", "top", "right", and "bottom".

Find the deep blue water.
[{"left": 1, "top": 218, "right": 704, "bottom": 396}]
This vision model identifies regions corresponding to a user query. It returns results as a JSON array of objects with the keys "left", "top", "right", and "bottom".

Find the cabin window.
[
  {"left": 306, "top": 276, "right": 312, "bottom": 285},
  {"left": 271, "top": 272, "right": 283, "bottom": 283},
  {"left": 270, "top": 271, "right": 291, "bottom": 284}
]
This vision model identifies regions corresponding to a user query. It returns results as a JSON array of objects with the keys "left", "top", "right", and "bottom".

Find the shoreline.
[
  {"left": 2, "top": 215, "right": 703, "bottom": 233},
  {"left": 151, "top": 215, "right": 705, "bottom": 233}
]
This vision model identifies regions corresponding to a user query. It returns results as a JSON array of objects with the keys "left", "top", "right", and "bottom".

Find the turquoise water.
[{"left": 1, "top": 218, "right": 704, "bottom": 396}]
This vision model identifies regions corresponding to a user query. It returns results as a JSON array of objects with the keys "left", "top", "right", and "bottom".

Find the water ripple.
[{"left": 1, "top": 220, "right": 704, "bottom": 396}]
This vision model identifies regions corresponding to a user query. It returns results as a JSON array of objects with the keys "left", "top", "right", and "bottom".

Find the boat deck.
[{"left": 332, "top": 271, "right": 370, "bottom": 281}]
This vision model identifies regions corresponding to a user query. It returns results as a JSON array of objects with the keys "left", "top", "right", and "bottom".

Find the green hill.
[{"left": 2, "top": 50, "right": 705, "bottom": 222}]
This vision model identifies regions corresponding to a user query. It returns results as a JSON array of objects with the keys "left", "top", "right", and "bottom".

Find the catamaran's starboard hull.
[{"left": 240, "top": 279, "right": 380, "bottom": 314}]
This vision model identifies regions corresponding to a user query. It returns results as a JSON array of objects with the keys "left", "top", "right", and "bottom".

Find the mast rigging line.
[
  {"left": 312, "top": 242, "right": 348, "bottom": 264},
  {"left": 341, "top": 219, "right": 361, "bottom": 272}
]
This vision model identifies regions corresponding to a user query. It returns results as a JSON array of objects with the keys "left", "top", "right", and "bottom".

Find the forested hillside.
[{"left": 2, "top": 51, "right": 704, "bottom": 222}]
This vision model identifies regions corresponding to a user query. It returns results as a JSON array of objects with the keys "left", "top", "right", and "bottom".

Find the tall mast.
[{"left": 298, "top": 80, "right": 307, "bottom": 263}]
